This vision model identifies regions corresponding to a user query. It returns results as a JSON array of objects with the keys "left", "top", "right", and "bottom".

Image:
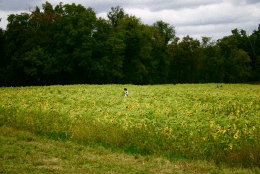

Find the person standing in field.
[{"left": 124, "top": 88, "right": 128, "bottom": 97}]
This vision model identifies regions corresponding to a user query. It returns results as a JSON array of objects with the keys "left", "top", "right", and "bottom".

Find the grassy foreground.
[
  {"left": 0, "top": 84, "right": 260, "bottom": 171},
  {"left": 1, "top": 125, "right": 259, "bottom": 174}
]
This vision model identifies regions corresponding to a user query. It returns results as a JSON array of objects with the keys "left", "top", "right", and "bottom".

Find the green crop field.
[{"left": 0, "top": 84, "right": 260, "bottom": 170}]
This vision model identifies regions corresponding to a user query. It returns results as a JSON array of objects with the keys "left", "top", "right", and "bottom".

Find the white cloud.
[{"left": 0, "top": 10, "right": 26, "bottom": 30}]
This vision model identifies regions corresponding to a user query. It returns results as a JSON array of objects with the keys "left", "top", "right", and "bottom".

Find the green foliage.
[
  {"left": 0, "top": 28, "right": 4, "bottom": 68},
  {"left": 91, "top": 18, "right": 125, "bottom": 83},
  {"left": 107, "top": 6, "right": 125, "bottom": 30},
  {"left": 23, "top": 46, "right": 52, "bottom": 78},
  {"left": 0, "top": 1, "right": 259, "bottom": 86},
  {"left": 249, "top": 24, "right": 260, "bottom": 81},
  {"left": 153, "top": 20, "right": 175, "bottom": 46},
  {"left": 168, "top": 35, "right": 201, "bottom": 83},
  {"left": 117, "top": 15, "right": 150, "bottom": 84},
  {"left": 217, "top": 35, "right": 252, "bottom": 83},
  {"left": 52, "top": 3, "right": 96, "bottom": 84}
]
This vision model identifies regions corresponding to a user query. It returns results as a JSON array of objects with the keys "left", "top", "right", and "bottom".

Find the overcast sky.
[{"left": 0, "top": 0, "right": 260, "bottom": 41}]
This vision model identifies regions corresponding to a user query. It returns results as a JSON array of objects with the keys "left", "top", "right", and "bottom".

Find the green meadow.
[{"left": 1, "top": 84, "right": 260, "bottom": 172}]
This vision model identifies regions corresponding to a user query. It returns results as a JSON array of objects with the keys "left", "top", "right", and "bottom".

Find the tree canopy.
[{"left": 0, "top": 2, "right": 259, "bottom": 86}]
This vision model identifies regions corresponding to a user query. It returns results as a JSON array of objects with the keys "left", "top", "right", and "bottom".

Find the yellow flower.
[
  {"left": 230, "top": 112, "right": 233, "bottom": 115},
  {"left": 210, "top": 121, "right": 214, "bottom": 128},
  {"left": 253, "top": 126, "right": 255, "bottom": 131},
  {"left": 118, "top": 112, "right": 121, "bottom": 116},
  {"left": 234, "top": 134, "right": 239, "bottom": 139},
  {"left": 229, "top": 144, "right": 233, "bottom": 150}
]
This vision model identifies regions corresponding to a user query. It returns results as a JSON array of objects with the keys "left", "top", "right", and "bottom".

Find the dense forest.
[{"left": 0, "top": 2, "right": 259, "bottom": 86}]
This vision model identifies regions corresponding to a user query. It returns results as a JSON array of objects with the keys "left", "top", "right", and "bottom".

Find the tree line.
[{"left": 0, "top": 2, "right": 259, "bottom": 86}]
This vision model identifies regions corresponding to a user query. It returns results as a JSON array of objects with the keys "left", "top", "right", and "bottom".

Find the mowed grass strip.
[{"left": 1, "top": 125, "right": 259, "bottom": 174}]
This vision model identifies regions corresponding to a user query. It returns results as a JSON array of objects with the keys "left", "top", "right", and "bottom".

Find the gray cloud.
[
  {"left": 0, "top": 0, "right": 42, "bottom": 11},
  {"left": 84, "top": 0, "right": 223, "bottom": 13},
  {"left": 128, "top": 0, "right": 222, "bottom": 11},
  {"left": 241, "top": 0, "right": 260, "bottom": 4}
]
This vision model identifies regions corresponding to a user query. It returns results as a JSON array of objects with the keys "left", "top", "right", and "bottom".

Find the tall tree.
[
  {"left": 91, "top": 18, "right": 125, "bottom": 84},
  {"left": 107, "top": 6, "right": 125, "bottom": 30},
  {"left": 0, "top": 18, "right": 4, "bottom": 67},
  {"left": 22, "top": 2, "right": 61, "bottom": 85},
  {"left": 168, "top": 35, "right": 201, "bottom": 83},
  {"left": 248, "top": 24, "right": 260, "bottom": 81},
  {"left": 117, "top": 14, "right": 155, "bottom": 84},
  {"left": 199, "top": 37, "right": 220, "bottom": 83},
  {"left": 0, "top": 18, "right": 6, "bottom": 86},
  {"left": 167, "top": 36, "right": 180, "bottom": 83},
  {"left": 152, "top": 21, "right": 175, "bottom": 83},
  {"left": 52, "top": 3, "right": 97, "bottom": 84},
  {"left": 4, "top": 12, "right": 31, "bottom": 86},
  {"left": 231, "top": 29, "right": 251, "bottom": 52},
  {"left": 153, "top": 20, "right": 175, "bottom": 46},
  {"left": 217, "top": 35, "right": 251, "bottom": 83}
]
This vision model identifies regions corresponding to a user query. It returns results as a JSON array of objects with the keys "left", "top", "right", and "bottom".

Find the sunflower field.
[{"left": 0, "top": 84, "right": 260, "bottom": 167}]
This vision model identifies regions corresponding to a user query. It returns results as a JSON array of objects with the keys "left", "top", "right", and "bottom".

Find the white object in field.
[{"left": 124, "top": 91, "right": 128, "bottom": 96}]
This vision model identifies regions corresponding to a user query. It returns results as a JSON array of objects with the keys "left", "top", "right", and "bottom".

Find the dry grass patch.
[{"left": 1, "top": 125, "right": 259, "bottom": 173}]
